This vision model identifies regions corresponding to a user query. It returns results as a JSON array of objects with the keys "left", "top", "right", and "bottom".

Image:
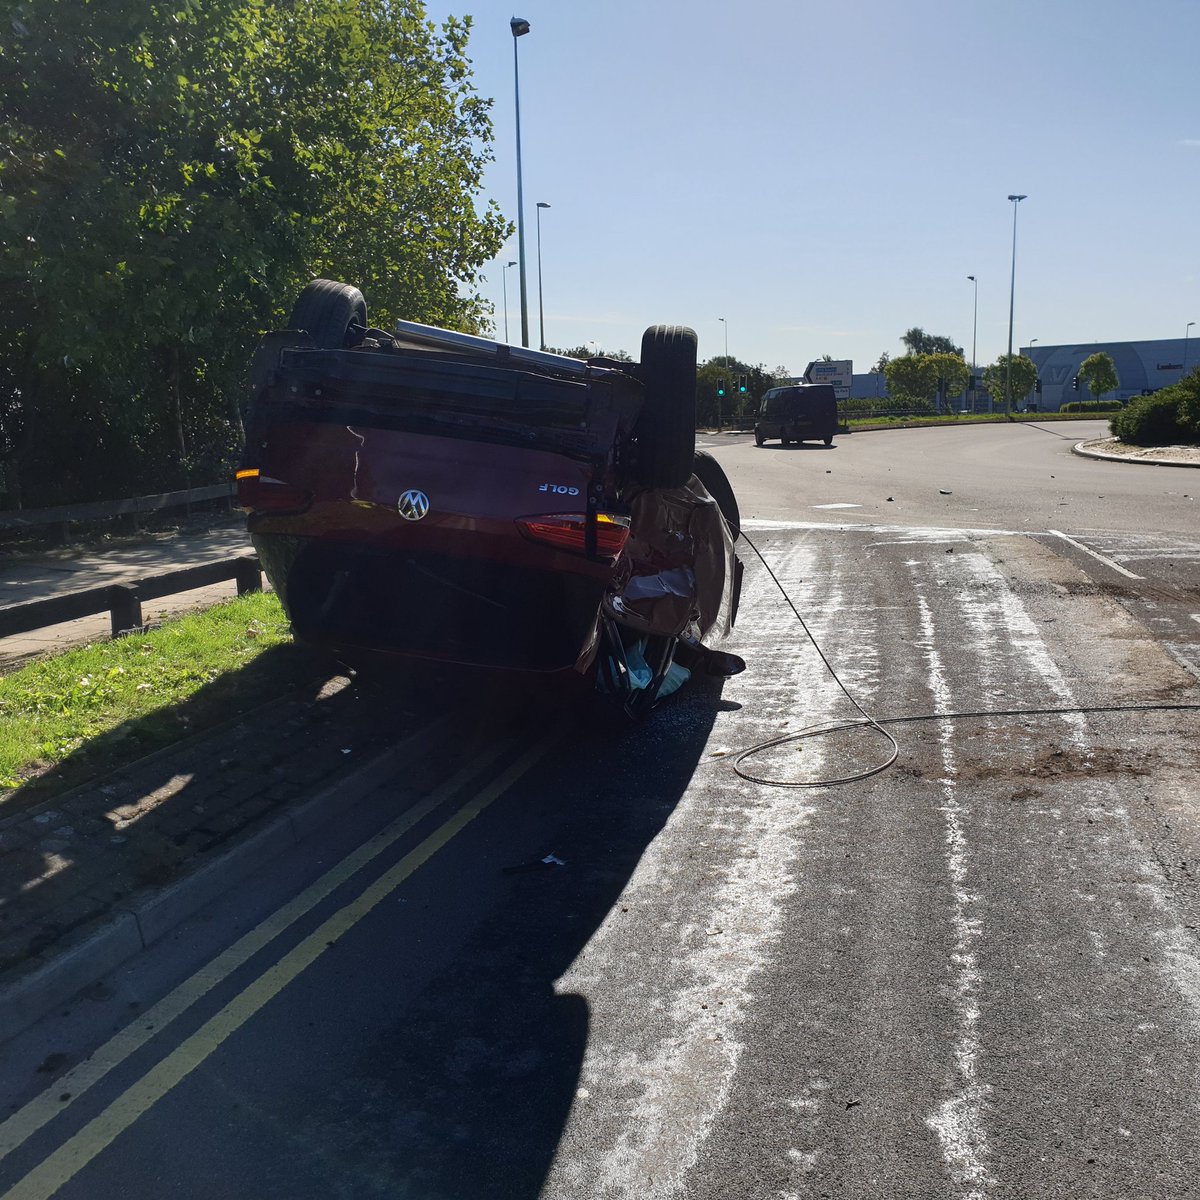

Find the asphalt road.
[{"left": 2, "top": 425, "right": 1200, "bottom": 1199}]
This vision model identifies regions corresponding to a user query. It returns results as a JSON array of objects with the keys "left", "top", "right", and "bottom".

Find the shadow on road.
[{"left": 274, "top": 676, "right": 725, "bottom": 1199}]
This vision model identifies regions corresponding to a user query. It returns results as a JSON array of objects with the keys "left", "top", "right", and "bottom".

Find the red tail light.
[
  {"left": 235, "top": 469, "right": 312, "bottom": 513},
  {"left": 516, "top": 512, "right": 631, "bottom": 558}
]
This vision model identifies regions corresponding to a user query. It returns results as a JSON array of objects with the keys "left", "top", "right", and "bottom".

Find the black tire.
[
  {"left": 754, "top": 429, "right": 765, "bottom": 447},
  {"left": 287, "top": 279, "right": 367, "bottom": 349},
  {"left": 823, "top": 435, "right": 834, "bottom": 447},
  {"left": 692, "top": 450, "right": 740, "bottom": 540},
  {"left": 634, "top": 325, "right": 697, "bottom": 488}
]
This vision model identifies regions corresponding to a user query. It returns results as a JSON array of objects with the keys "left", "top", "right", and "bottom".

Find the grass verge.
[
  {"left": 0, "top": 592, "right": 322, "bottom": 807},
  {"left": 843, "top": 411, "right": 1106, "bottom": 431}
]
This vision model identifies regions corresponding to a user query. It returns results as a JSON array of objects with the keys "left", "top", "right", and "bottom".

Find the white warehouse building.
[{"left": 848, "top": 336, "right": 1197, "bottom": 411}]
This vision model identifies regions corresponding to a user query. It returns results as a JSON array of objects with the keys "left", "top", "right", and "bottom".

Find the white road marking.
[
  {"left": 810, "top": 502, "right": 862, "bottom": 510},
  {"left": 1046, "top": 529, "right": 1143, "bottom": 579},
  {"left": 744, "top": 519, "right": 1024, "bottom": 537},
  {"left": 546, "top": 541, "right": 828, "bottom": 1198},
  {"left": 913, "top": 591, "right": 997, "bottom": 1200}
]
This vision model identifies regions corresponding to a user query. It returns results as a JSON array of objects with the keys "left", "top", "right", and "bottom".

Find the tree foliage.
[
  {"left": 694, "top": 359, "right": 783, "bottom": 426},
  {"left": 1078, "top": 352, "right": 1120, "bottom": 403},
  {"left": 0, "top": 0, "right": 509, "bottom": 507},
  {"left": 927, "top": 352, "right": 970, "bottom": 405},
  {"left": 981, "top": 354, "right": 1039, "bottom": 412},
  {"left": 901, "top": 327, "right": 963, "bottom": 357},
  {"left": 882, "top": 355, "right": 938, "bottom": 405}
]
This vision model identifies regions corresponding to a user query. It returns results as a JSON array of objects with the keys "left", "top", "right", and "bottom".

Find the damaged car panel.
[{"left": 238, "top": 279, "right": 743, "bottom": 714}]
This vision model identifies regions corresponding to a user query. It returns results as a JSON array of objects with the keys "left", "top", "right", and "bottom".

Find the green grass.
[
  {"left": 842, "top": 411, "right": 1103, "bottom": 431},
  {"left": 0, "top": 592, "right": 312, "bottom": 802}
]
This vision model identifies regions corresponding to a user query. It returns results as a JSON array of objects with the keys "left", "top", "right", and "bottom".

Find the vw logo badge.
[{"left": 397, "top": 489, "right": 430, "bottom": 521}]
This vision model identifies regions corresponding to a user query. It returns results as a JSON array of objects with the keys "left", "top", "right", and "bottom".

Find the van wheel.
[
  {"left": 692, "top": 450, "right": 740, "bottom": 539},
  {"left": 754, "top": 429, "right": 765, "bottom": 447},
  {"left": 824, "top": 435, "right": 834, "bottom": 446},
  {"left": 634, "top": 325, "right": 697, "bottom": 488},
  {"left": 287, "top": 279, "right": 367, "bottom": 349}
]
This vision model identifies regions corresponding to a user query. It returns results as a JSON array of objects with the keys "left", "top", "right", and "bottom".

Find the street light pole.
[
  {"left": 967, "top": 275, "right": 978, "bottom": 411},
  {"left": 535, "top": 202, "right": 550, "bottom": 351},
  {"left": 1004, "top": 194, "right": 1028, "bottom": 418},
  {"left": 1186, "top": 321, "right": 1196, "bottom": 376},
  {"left": 718, "top": 317, "right": 728, "bottom": 430},
  {"left": 501, "top": 260, "right": 516, "bottom": 342},
  {"left": 511, "top": 17, "right": 531, "bottom": 348}
]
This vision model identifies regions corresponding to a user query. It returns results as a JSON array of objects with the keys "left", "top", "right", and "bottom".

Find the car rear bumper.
[{"left": 252, "top": 531, "right": 608, "bottom": 673}]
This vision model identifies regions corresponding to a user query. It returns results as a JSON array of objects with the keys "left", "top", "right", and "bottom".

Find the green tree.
[
  {"left": 0, "top": 0, "right": 508, "bottom": 507},
  {"left": 545, "top": 345, "right": 633, "bottom": 361},
  {"left": 982, "top": 354, "right": 1039, "bottom": 415},
  {"left": 883, "top": 354, "right": 939, "bottom": 406},
  {"left": 902, "top": 327, "right": 963, "bottom": 357},
  {"left": 927, "top": 352, "right": 970, "bottom": 412},
  {"left": 1078, "top": 352, "right": 1120, "bottom": 404}
]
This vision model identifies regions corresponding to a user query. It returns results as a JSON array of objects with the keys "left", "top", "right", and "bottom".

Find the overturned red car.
[{"left": 237, "top": 280, "right": 743, "bottom": 714}]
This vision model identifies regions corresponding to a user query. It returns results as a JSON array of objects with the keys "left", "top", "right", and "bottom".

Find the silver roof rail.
[{"left": 393, "top": 319, "right": 600, "bottom": 377}]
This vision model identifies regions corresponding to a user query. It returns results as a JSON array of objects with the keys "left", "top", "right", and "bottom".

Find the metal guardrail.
[
  {"left": 0, "top": 484, "right": 234, "bottom": 531},
  {"left": 0, "top": 556, "right": 262, "bottom": 641}
]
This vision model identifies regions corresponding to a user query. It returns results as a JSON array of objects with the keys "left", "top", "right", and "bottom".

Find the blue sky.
[{"left": 424, "top": 0, "right": 1200, "bottom": 374}]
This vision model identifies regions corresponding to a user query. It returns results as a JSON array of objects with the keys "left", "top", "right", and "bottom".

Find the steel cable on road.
[{"left": 733, "top": 532, "right": 1200, "bottom": 789}]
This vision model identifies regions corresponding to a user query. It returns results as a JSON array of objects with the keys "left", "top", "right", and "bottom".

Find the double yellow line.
[{"left": 0, "top": 725, "right": 562, "bottom": 1200}]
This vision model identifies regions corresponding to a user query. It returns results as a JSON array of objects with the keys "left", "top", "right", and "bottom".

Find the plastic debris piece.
[
  {"left": 503, "top": 853, "right": 566, "bottom": 874},
  {"left": 939, "top": 489, "right": 952, "bottom": 495},
  {"left": 656, "top": 660, "right": 691, "bottom": 699},
  {"left": 624, "top": 641, "right": 654, "bottom": 690}
]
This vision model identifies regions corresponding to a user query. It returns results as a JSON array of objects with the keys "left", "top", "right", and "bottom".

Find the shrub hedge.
[
  {"left": 1061, "top": 400, "right": 1122, "bottom": 413},
  {"left": 1109, "top": 370, "right": 1200, "bottom": 445}
]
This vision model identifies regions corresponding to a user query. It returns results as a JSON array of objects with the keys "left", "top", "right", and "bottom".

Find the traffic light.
[
  {"left": 1035, "top": 376, "right": 1043, "bottom": 394},
  {"left": 717, "top": 379, "right": 726, "bottom": 397},
  {"left": 738, "top": 375, "right": 747, "bottom": 394},
  {"left": 1071, "top": 375, "right": 1079, "bottom": 391}
]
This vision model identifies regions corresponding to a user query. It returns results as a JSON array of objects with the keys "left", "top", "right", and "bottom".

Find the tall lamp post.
[
  {"left": 1186, "top": 321, "right": 1196, "bottom": 376},
  {"left": 511, "top": 17, "right": 531, "bottom": 347},
  {"left": 967, "top": 275, "right": 978, "bottom": 411},
  {"left": 718, "top": 317, "right": 729, "bottom": 430},
  {"left": 1004, "top": 193, "right": 1028, "bottom": 417},
  {"left": 535, "top": 202, "right": 551, "bottom": 350},
  {"left": 501, "top": 260, "right": 516, "bottom": 342}
]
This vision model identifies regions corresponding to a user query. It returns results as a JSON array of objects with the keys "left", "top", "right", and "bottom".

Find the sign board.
[{"left": 803, "top": 359, "right": 853, "bottom": 399}]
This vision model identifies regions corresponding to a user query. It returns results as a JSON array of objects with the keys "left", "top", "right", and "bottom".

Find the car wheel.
[
  {"left": 754, "top": 429, "right": 765, "bottom": 447},
  {"left": 824, "top": 435, "right": 834, "bottom": 446},
  {"left": 287, "top": 279, "right": 367, "bottom": 349},
  {"left": 692, "top": 450, "right": 740, "bottom": 540},
  {"left": 634, "top": 325, "right": 697, "bottom": 488}
]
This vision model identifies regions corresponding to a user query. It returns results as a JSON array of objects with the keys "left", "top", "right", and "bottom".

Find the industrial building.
[
  {"left": 846, "top": 336, "right": 1197, "bottom": 412},
  {"left": 1022, "top": 337, "right": 1195, "bottom": 411}
]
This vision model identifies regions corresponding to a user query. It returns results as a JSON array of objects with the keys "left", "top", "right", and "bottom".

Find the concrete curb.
[
  {"left": 0, "top": 716, "right": 444, "bottom": 1046},
  {"left": 1071, "top": 440, "right": 1200, "bottom": 469}
]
